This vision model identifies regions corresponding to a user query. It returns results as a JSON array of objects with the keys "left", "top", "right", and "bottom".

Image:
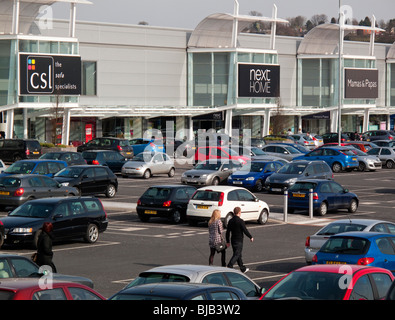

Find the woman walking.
[
  {"left": 36, "top": 222, "right": 57, "bottom": 273},
  {"left": 208, "top": 210, "right": 226, "bottom": 267}
]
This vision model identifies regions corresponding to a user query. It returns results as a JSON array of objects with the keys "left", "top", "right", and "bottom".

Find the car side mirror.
[
  {"left": 343, "top": 189, "right": 349, "bottom": 193},
  {"left": 53, "top": 213, "right": 63, "bottom": 220}
]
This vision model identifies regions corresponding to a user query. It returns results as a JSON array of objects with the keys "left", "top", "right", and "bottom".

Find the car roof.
[
  {"left": 194, "top": 186, "right": 246, "bottom": 192},
  {"left": 23, "top": 196, "right": 97, "bottom": 204},
  {"left": 323, "top": 218, "right": 392, "bottom": 226},
  {"left": 139, "top": 264, "right": 239, "bottom": 278},
  {"left": 331, "top": 231, "right": 395, "bottom": 239},
  {"left": 149, "top": 185, "right": 196, "bottom": 189},
  {"left": 294, "top": 264, "right": 386, "bottom": 274},
  {"left": 0, "top": 278, "right": 88, "bottom": 290},
  {"left": 15, "top": 159, "right": 65, "bottom": 163}
]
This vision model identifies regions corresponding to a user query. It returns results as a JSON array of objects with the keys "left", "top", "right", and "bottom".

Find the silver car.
[
  {"left": 181, "top": 159, "right": 242, "bottom": 186},
  {"left": 305, "top": 219, "right": 395, "bottom": 264},
  {"left": 261, "top": 143, "right": 306, "bottom": 161},
  {"left": 121, "top": 152, "right": 175, "bottom": 179},
  {"left": 123, "top": 264, "right": 263, "bottom": 299},
  {"left": 367, "top": 147, "right": 395, "bottom": 169},
  {"left": 350, "top": 148, "right": 382, "bottom": 171},
  {"left": 290, "top": 134, "right": 316, "bottom": 150}
]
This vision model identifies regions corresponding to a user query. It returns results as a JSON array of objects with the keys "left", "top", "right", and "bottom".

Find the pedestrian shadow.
[{"left": 255, "top": 261, "right": 306, "bottom": 274}]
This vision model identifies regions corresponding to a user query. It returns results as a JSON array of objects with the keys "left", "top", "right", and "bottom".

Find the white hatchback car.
[{"left": 186, "top": 186, "right": 269, "bottom": 227}]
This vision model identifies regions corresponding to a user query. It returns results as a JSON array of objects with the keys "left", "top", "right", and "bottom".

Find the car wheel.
[
  {"left": 317, "top": 202, "right": 328, "bottom": 216},
  {"left": 223, "top": 213, "right": 233, "bottom": 228},
  {"left": 386, "top": 160, "right": 394, "bottom": 169},
  {"left": 254, "top": 179, "right": 263, "bottom": 192},
  {"left": 168, "top": 167, "right": 175, "bottom": 177},
  {"left": 143, "top": 169, "right": 151, "bottom": 179},
  {"left": 258, "top": 208, "right": 268, "bottom": 225},
  {"left": 348, "top": 198, "right": 358, "bottom": 213},
  {"left": 84, "top": 224, "right": 99, "bottom": 243},
  {"left": 332, "top": 162, "right": 342, "bottom": 173},
  {"left": 171, "top": 210, "right": 181, "bottom": 224},
  {"left": 105, "top": 184, "right": 116, "bottom": 198},
  {"left": 358, "top": 162, "right": 366, "bottom": 172},
  {"left": 211, "top": 177, "right": 220, "bottom": 186}
]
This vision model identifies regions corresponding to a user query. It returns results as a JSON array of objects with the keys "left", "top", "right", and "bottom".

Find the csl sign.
[{"left": 19, "top": 54, "right": 81, "bottom": 95}]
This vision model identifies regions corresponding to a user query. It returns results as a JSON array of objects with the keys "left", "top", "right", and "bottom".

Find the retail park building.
[{"left": 1, "top": 0, "right": 395, "bottom": 145}]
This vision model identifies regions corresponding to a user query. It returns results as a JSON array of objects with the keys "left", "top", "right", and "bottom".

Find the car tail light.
[
  {"left": 389, "top": 136, "right": 394, "bottom": 140},
  {"left": 218, "top": 192, "right": 224, "bottom": 206},
  {"left": 305, "top": 236, "right": 310, "bottom": 247},
  {"left": 14, "top": 188, "right": 24, "bottom": 196},
  {"left": 25, "top": 149, "right": 30, "bottom": 156},
  {"left": 313, "top": 193, "right": 319, "bottom": 200},
  {"left": 163, "top": 200, "right": 171, "bottom": 207},
  {"left": 357, "top": 257, "right": 375, "bottom": 265},
  {"left": 149, "top": 142, "right": 155, "bottom": 147},
  {"left": 117, "top": 145, "right": 123, "bottom": 151},
  {"left": 312, "top": 254, "right": 317, "bottom": 263},
  {"left": 92, "top": 160, "right": 100, "bottom": 165},
  {"left": 137, "top": 199, "right": 141, "bottom": 205},
  {"left": 0, "top": 220, "right": 3, "bottom": 226}
]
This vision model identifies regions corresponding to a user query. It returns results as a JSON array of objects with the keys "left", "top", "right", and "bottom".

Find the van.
[
  {"left": 0, "top": 139, "right": 41, "bottom": 163},
  {"left": 77, "top": 137, "right": 134, "bottom": 158}
]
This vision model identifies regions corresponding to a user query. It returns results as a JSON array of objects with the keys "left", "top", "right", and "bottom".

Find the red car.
[
  {"left": 260, "top": 264, "right": 394, "bottom": 300},
  {"left": 194, "top": 146, "right": 250, "bottom": 164},
  {"left": 0, "top": 278, "right": 106, "bottom": 300}
]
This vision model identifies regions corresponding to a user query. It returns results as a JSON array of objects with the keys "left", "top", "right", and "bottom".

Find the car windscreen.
[
  {"left": 125, "top": 273, "right": 189, "bottom": 288},
  {"left": 251, "top": 147, "right": 266, "bottom": 155},
  {"left": 317, "top": 223, "right": 367, "bottom": 236},
  {"left": 0, "top": 177, "right": 21, "bottom": 187},
  {"left": 289, "top": 182, "right": 317, "bottom": 192},
  {"left": 191, "top": 190, "right": 222, "bottom": 201},
  {"left": 26, "top": 141, "right": 41, "bottom": 150},
  {"left": 81, "top": 152, "right": 97, "bottom": 160},
  {"left": 338, "top": 149, "right": 357, "bottom": 156},
  {"left": 132, "top": 153, "right": 153, "bottom": 162},
  {"left": 194, "top": 162, "right": 221, "bottom": 171},
  {"left": 141, "top": 187, "right": 172, "bottom": 200},
  {"left": 285, "top": 146, "right": 301, "bottom": 154},
  {"left": 40, "top": 153, "right": 61, "bottom": 160},
  {"left": 319, "top": 236, "right": 369, "bottom": 255},
  {"left": 239, "top": 162, "right": 267, "bottom": 172},
  {"left": 5, "top": 162, "right": 36, "bottom": 174},
  {"left": 277, "top": 163, "right": 307, "bottom": 174},
  {"left": 111, "top": 294, "right": 177, "bottom": 300},
  {"left": 9, "top": 202, "right": 55, "bottom": 218},
  {"left": 54, "top": 167, "right": 84, "bottom": 178}
]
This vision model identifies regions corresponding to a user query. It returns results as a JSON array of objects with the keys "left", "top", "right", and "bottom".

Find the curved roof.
[
  {"left": 387, "top": 42, "right": 395, "bottom": 60},
  {"left": 0, "top": 0, "right": 91, "bottom": 35}
]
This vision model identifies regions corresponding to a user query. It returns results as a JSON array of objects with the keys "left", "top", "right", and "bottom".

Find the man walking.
[{"left": 226, "top": 207, "right": 254, "bottom": 273}]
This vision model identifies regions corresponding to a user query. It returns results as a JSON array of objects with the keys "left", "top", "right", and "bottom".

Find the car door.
[
  {"left": 162, "top": 153, "right": 173, "bottom": 172},
  {"left": 79, "top": 167, "right": 96, "bottom": 194},
  {"left": 236, "top": 189, "right": 260, "bottom": 220},
  {"left": 51, "top": 202, "right": 74, "bottom": 239},
  {"left": 93, "top": 167, "right": 111, "bottom": 193},
  {"left": 319, "top": 182, "right": 337, "bottom": 209},
  {"left": 328, "top": 181, "right": 349, "bottom": 209},
  {"left": 151, "top": 153, "right": 165, "bottom": 174},
  {"left": 41, "top": 176, "right": 67, "bottom": 197},
  {"left": 27, "top": 176, "right": 49, "bottom": 199},
  {"left": 376, "top": 237, "right": 395, "bottom": 273}
]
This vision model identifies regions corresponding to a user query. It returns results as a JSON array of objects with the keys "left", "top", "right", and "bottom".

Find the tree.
[{"left": 310, "top": 14, "right": 328, "bottom": 26}]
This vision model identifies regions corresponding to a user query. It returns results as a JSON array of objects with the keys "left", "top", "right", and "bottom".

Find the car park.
[
  {"left": 121, "top": 152, "right": 175, "bottom": 179},
  {"left": 362, "top": 130, "right": 395, "bottom": 142},
  {"left": 54, "top": 165, "right": 118, "bottom": 198},
  {"left": 77, "top": 137, "right": 134, "bottom": 159},
  {"left": 0, "top": 254, "right": 94, "bottom": 288},
  {"left": 186, "top": 185, "right": 269, "bottom": 227},
  {"left": 82, "top": 150, "right": 128, "bottom": 173},
  {"left": 287, "top": 180, "right": 358, "bottom": 216},
  {"left": 194, "top": 146, "right": 249, "bottom": 164},
  {"left": 304, "top": 219, "right": 395, "bottom": 264},
  {"left": 0, "top": 196, "right": 108, "bottom": 248},
  {"left": 129, "top": 138, "right": 165, "bottom": 154},
  {"left": 227, "top": 160, "right": 283, "bottom": 192},
  {"left": 136, "top": 185, "right": 196, "bottom": 223},
  {"left": 0, "top": 174, "right": 79, "bottom": 209},
  {"left": 40, "top": 151, "right": 86, "bottom": 166},
  {"left": 0, "top": 159, "right": 67, "bottom": 177},
  {"left": 367, "top": 147, "right": 395, "bottom": 169},
  {"left": 110, "top": 282, "right": 247, "bottom": 300},
  {"left": 322, "top": 132, "right": 350, "bottom": 144},
  {"left": 260, "top": 264, "right": 394, "bottom": 300},
  {"left": 181, "top": 160, "right": 242, "bottom": 186},
  {"left": 0, "top": 279, "right": 105, "bottom": 300},
  {"left": 290, "top": 134, "right": 316, "bottom": 149},
  {"left": 261, "top": 143, "right": 306, "bottom": 161},
  {"left": 312, "top": 232, "right": 395, "bottom": 272},
  {"left": 123, "top": 264, "right": 263, "bottom": 299},
  {"left": 264, "top": 160, "right": 333, "bottom": 193},
  {"left": 294, "top": 146, "right": 359, "bottom": 173},
  {"left": 347, "top": 148, "right": 382, "bottom": 171},
  {"left": 0, "top": 139, "right": 41, "bottom": 163}
]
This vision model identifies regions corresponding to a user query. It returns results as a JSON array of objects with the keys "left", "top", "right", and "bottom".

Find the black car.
[
  {"left": 82, "top": 150, "right": 128, "bottom": 173},
  {"left": 0, "top": 221, "right": 4, "bottom": 247},
  {"left": 322, "top": 132, "right": 350, "bottom": 144},
  {"left": 40, "top": 151, "right": 86, "bottom": 166},
  {"left": 0, "top": 196, "right": 108, "bottom": 248},
  {"left": 77, "top": 137, "right": 134, "bottom": 159},
  {"left": 0, "top": 254, "right": 94, "bottom": 288},
  {"left": 53, "top": 165, "right": 118, "bottom": 198},
  {"left": 0, "top": 139, "right": 41, "bottom": 163},
  {"left": 137, "top": 185, "right": 196, "bottom": 223}
]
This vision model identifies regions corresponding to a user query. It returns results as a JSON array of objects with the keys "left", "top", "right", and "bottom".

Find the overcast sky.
[{"left": 52, "top": 0, "right": 395, "bottom": 29}]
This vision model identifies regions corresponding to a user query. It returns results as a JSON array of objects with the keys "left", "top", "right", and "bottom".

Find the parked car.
[
  {"left": 0, "top": 279, "right": 105, "bottom": 300},
  {"left": 0, "top": 221, "right": 4, "bottom": 247},
  {"left": 0, "top": 139, "right": 41, "bottom": 163},
  {"left": 0, "top": 174, "right": 79, "bottom": 209},
  {"left": 260, "top": 264, "right": 394, "bottom": 300},
  {"left": 347, "top": 148, "right": 382, "bottom": 171},
  {"left": 312, "top": 232, "right": 395, "bottom": 274},
  {"left": 362, "top": 130, "right": 395, "bottom": 142},
  {"left": 290, "top": 134, "right": 316, "bottom": 149},
  {"left": 40, "top": 151, "right": 86, "bottom": 166},
  {"left": 294, "top": 146, "right": 359, "bottom": 173},
  {"left": 304, "top": 219, "right": 395, "bottom": 264},
  {"left": 231, "top": 145, "right": 288, "bottom": 164},
  {"left": 367, "top": 147, "right": 395, "bottom": 169},
  {"left": 82, "top": 150, "right": 128, "bottom": 173},
  {"left": 110, "top": 282, "right": 247, "bottom": 300},
  {"left": 121, "top": 152, "right": 175, "bottom": 179},
  {"left": 310, "top": 134, "right": 324, "bottom": 147},
  {"left": 264, "top": 160, "right": 333, "bottom": 193},
  {"left": 287, "top": 180, "right": 358, "bottom": 216},
  {"left": 261, "top": 144, "right": 306, "bottom": 161},
  {"left": 77, "top": 137, "right": 134, "bottom": 158},
  {"left": 129, "top": 138, "right": 164, "bottom": 154},
  {"left": 0, "top": 254, "right": 94, "bottom": 288},
  {"left": 372, "top": 140, "right": 395, "bottom": 148},
  {"left": 342, "top": 141, "right": 378, "bottom": 153},
  {"left": 194, "top": 146, "right": 249, "bottom": 164},
  {"left": 123, "top": 264, "right": 263, "bottom": 299},
  {"left": 186, "top": 185, "right": 269, "bottom": 227},
  {"left": 227, "top": 160, "right": 283, "bottom": 192},
  {"left": 181, "top": 160, "right": 242, "bottom": 186},
  {"left": 386, "top": 279, "right": 395, "bottom": 300},
  {"left": 250, "top": 138, "right": 266, "bottom": 148},
  {"left": 0, "top": 159, "right": 67, "bottom": 177},
  {"left": 0, "top": 196, "right": 108, "bottom": 248},
  {"left": 136, "top": 185, "right": 196, "bottom": 223},
  {"left": 322, "top": 132, "right": 350, "bottom": 144}
]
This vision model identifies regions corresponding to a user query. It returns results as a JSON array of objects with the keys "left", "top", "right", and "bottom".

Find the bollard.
[
  {"left": 283, "top": 189, "right": 288, "bottom": 223},
  {"left": 309, "top": 188, "right": 313, "bottom": 219}
]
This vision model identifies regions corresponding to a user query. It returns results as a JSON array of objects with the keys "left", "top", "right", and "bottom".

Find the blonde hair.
[{"left": 208, "top": 209, "right": 221, "bottom": 226}]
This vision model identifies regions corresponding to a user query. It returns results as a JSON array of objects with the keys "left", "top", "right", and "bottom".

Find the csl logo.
[{"left": 26, "top": 55, "right": 54, "bottom": 93}]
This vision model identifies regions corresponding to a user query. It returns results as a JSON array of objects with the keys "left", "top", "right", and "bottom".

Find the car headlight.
[
  {"left": 245, "top": 177, "right": 254, "bottom": 181},
  {"left": 201, "top": 174, "right": 207, "bottom": 178},
  {"left": 181, "top": 172, "right": 186, "bottom": 178},
  {"left": 60, "top": 182, "right": 69, "bottom": 187},
  {"left": 285, "top": 178, "right": 297, "bottom": 185},
  {"left": 12, "top": 227, "right": 33, "bottom": 233}
]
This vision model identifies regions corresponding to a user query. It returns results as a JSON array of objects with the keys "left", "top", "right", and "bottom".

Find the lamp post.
[{"left": 338, "top": 0, "right": 343, "bottom": 145}]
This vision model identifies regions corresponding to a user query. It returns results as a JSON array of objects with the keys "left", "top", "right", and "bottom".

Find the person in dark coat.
[
  {"left": 226, "top": 207, "right": 254, "bottom": 273},
  {"left": 36, "top": 222, "right": 57, "bottom": 273}
]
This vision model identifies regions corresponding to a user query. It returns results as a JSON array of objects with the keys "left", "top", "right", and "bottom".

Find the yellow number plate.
[
  {"left": 144, "top": 210, "right": 157, "bottom": 214},
  {"left": 197, "top": 205, "right": 209, "bottom": 209},
  {"left": 293, "top": 193, "right": 305, "bottom": 198},
  {"left": 326, "top": 261, "right": 346, "bottom": 265},
  {"left": 0, "top": 191, "right": 9, "bottom": 195}
]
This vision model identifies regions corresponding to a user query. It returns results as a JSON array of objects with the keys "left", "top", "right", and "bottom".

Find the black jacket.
[
  {"left": 36, "top": 231, "right": 56, "bottom": 272},
  {"left": 226, "top": 215, "right": 252, "bottom": 243}
]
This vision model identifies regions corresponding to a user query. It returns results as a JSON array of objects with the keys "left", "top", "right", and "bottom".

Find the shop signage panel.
[
  {"left": 344, "top": 68, "right": 378, "bottom": 99},
  {"left": 19, "top": 54, "right": 81, "bottom": 95},
  {"left": 238, "top": 63, "right": 280, "bottom": 98}
]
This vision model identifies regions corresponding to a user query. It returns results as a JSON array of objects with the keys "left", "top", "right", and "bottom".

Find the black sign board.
[
  {"left": 344, "top": 68, "right": 378, "bottom": 99},
  {"left": 19, "top": 54, "right": 81, "bottom": 95},
  {"left": 238, "top": 63, "right": 280, "bottom": 98}
]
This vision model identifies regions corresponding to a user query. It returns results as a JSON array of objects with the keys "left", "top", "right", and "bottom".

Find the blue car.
[
  {"left": 312, "top": 232, "right": 395, "bottom": 274},
  {"left": 287, "top": 179, "right": 358, "bottom": 216},
  {"left": 129, "top": 138, "right": 164, "bottom": 154},
  {"left": 0, "top": 159, "right": 67, "bottom": 177},
  {"left": 294, "top": 146, "right": 358, "bottom": 173},
  {"left": 228, "top": 160, "right": 283, "bottom": 192}
]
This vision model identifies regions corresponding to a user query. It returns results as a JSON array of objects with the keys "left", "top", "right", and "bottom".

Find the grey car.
[
  {"left": 181, "top": 159, "right": 242, "bottom": 186},
  {"left": 261, "top": 143, "right": 307, "bottom": 161},
  {"left": 349, "top": 148, "right": 382, "bottom": 171},
  {"left": 121, "top": 152, "right": 175, "bottom": 178},
  {"left": 264, "top": 160, "right": 333, "bottom": 192},
  {"left": 290, "top": 134, "right": 316, "bottom": 149},
  {"left": 367, "top": 147, "right": 395, "bottom": 169},
  {"left": 123, "top": 264, "right": 263, "bottom": 299},
  {"left": 230, "top": 145, "right": 288, "bottom": 165},
  {"left": 305, "top": 219, "right": 395, "bottom": 264}
]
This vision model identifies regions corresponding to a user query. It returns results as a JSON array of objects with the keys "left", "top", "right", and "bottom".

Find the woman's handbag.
[
  {"left": 215, "top": 236, "right": 227, "bottom": 253},
  {"left": 31, "top": 252, "right": 37, "bottom": 262}
]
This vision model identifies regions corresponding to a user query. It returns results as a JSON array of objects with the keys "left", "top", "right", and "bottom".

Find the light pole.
[{"left": 338, "top": 0, "right": 343, "bottom": 145}]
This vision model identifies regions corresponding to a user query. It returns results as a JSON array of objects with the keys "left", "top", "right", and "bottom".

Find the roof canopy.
[{"left": 387, "top": 42, "right": 395, "bottom": 60}]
